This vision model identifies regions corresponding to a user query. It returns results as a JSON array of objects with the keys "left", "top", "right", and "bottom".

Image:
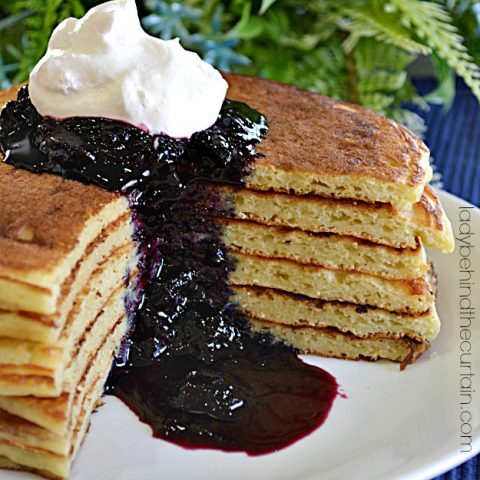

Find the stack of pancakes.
[
  {"left": 222, "top": 75, "right": 454, "bottom": 365},
  {"left": 0, "top": 75, "right": 454, "bottom": 479},
  {"left": 0, "top": 148, "right": 137, "bottom": 478}
]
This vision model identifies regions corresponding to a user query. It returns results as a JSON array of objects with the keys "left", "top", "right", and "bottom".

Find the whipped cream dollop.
[{"left": 29, "top": 0, "right": 228, "bottom": 138}]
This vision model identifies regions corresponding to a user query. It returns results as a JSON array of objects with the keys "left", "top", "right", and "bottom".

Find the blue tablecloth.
[
  {"left": 417, "top": 79, "right": 479, "bottom": 480},
  {"left": 421, "top": 80, "right": 480, "bottom": 207}
]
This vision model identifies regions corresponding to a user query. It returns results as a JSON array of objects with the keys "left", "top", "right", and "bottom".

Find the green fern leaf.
[
  {"left": 389, "top": 0, "right": 480, "bottom": 102},
  {"left": 337, "top": 7, "right": 431, "bottom": 55}
]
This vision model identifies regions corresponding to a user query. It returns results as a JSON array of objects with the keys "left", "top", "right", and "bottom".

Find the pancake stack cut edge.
[
  {"left": 223, "top": 74, "right": 454, "bottom": 368},
  {"left": 0, "top": 156, "right": 138, "bottom": 478}
]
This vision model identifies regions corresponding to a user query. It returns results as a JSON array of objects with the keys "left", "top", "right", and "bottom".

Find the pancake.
[
  {"left": 0, "top": 163, "right": 125, "bottom": 314},
  {"left": 215, "top": 184, "right": 454, "bottom": 252},
  {"left": 225, "top": 74, "right": 432, "bottom": 211},
  {"left": 0, "top": 286, "right": 128, "bottom": 433},
  {"left": 0, "top": 246, "right": 135, "bottom": 397},
  {"left": 0, "top": 216, "right": 133, "bottom": 344},
  {"left": 222, "top": 218, "right": 429, "bottom": 280},
  {"left": 0, "top": 315, "right": 127, "bottom": 479},
  {"left": 232, "top": 286, "right": 440, "bottom": 342},
  {"left": 251, "top": 318, "right": 429, "bottom": 367},
  {"left": 230, "top": 252, "right": 435, "bottom": 314},
  {"left": 2, "top": 78, "right": 431, "bottom": 213}
]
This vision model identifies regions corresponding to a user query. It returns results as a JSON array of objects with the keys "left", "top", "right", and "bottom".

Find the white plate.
[{"left": 2, "top": 191, "right": 479, "bottom": 480}]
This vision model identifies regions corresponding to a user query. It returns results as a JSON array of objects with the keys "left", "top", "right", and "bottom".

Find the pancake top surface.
[
  {"left": 0, "top": 162, "right": 116, "bottom": 247},
  {"left": 0, "top": 161, "right": 119, "bottom": 273},
  {"left": 225, "top": 74, "right": 430, "bottom": 188}
]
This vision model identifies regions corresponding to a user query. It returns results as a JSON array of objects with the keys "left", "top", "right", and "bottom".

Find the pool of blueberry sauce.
[{"left": 0, "top": 85, "right": 338, "bottom": 454}]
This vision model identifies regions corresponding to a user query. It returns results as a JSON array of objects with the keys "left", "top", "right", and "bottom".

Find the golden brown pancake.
[
  {"left": 251, "top": 318, "right": 429, "bottom": 368},
  {"left": 0, "top": 315, "right": 127, "bottom": 479},
  {"left": 0, "top": 165, "right": 129, "bottom": 315},
  {"left": 215, "top": 184, "right": 454, "bottom": 252},
  {"left": 0, "top": 252, "right": 135, "bottom": 397},
  {"left": 221, "top": 218, "right": 429, "bottom": 280},
  {"left": 232, "top": 286, "right": 440, "bottom": 342},
  {"left": 225, "top": 74, "right": 432, "bottom": 211},
  {"left": 230, "top": 252, "right": 436, "bottom": 314},
  {"left": 0, "top": 216, "right": 133, "bottom": 344},
  {"left": 2, "top": 78, "right": 431, "bottom": 215}
]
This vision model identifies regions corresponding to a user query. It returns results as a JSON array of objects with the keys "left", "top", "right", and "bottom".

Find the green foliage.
[
  {"left": 1, "top": 0, "right": 480, "bottom": 136},
  {"left": 390, "top": 0, "right": 480, "bottom": 101},
  {"left": 1, "top": 0, "right": 85, "bottom": 83},
  {"left": 337, "top": 5, "right": 431, "bottom": 55}
]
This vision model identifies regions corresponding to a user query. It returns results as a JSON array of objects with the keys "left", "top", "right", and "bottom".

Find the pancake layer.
[
  {"left": 0, "top": 253, "right": 134, "bottom": 397},
  {"left": 230, "top": 252, "right": 435, "bottom": 314},
  {"left": 251, "top": 318, "right": 429, "bottom": 367},
  {"left": 232, "top": 286, "right": 440, "bottom": 342},
  {"left": 0, "top": 315, "right": 127, "bottom": 479},
  {"left": 215, "top": 184, "right": 454, "bottom": 252},
  {"left": 0, "top": 217, "right": 132, "bottom": 343},
  {"left": 222, "top": 218, "right": 428, "bottom": 280},
  {"left": 0, "top": 163, "right": 124, "bottom": 313},
  {"left": 225, "top": 74, "right": 432, "bottom": 211}
]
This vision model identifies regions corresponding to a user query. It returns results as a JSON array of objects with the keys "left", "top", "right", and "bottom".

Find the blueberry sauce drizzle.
[{"left": 0, "top": 86, "right": 338, "bottom": 454}]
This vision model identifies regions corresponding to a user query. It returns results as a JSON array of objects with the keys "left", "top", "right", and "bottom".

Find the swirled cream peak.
[{"left": 29, "top": 0, "right": 228, "bottom": 138}]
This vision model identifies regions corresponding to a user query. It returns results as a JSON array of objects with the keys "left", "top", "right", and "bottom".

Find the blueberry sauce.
[{"left": 0, "top": 86, "right": 338, "bottom": 454}]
